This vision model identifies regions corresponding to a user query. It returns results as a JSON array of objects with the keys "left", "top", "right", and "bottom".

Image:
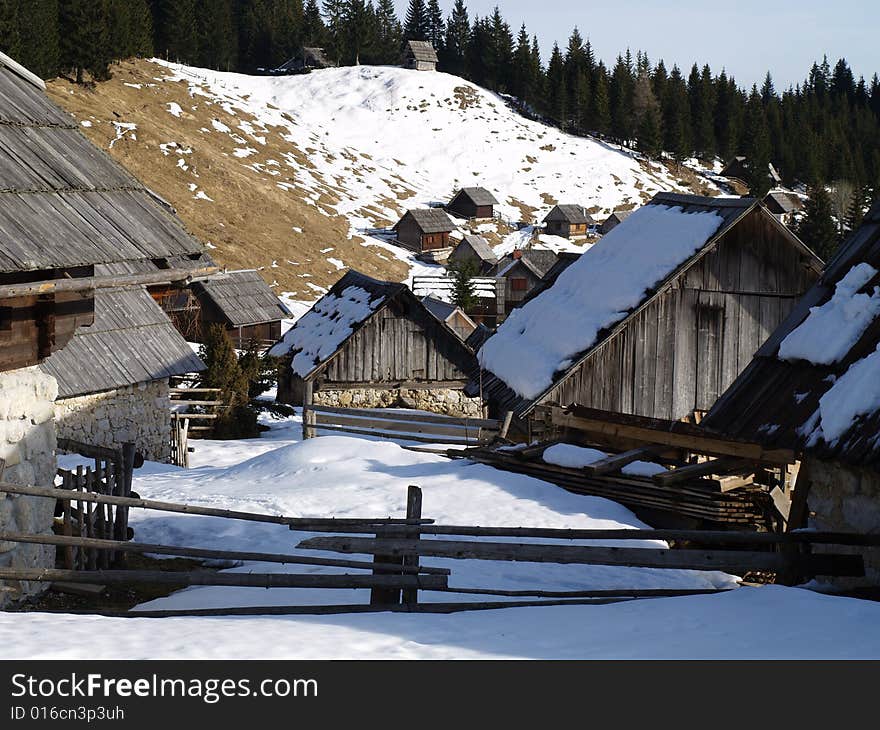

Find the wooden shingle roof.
[
  {"left": 763, "top": 191, "right": 800, "bottom": 215},
  {"left": 452, "top": 187, "right": 499, "bottom": 207},
  {"left": 406, "top": 41, "right": 439, "bottom": 64},
  {"left": 704, "top": 201, "right": 880, "bottom": 467},
  {"left": 543, "top": 204, "right": 594, "bottom": 225},
  {"left": 450, "top": 234, "right": 497, "bottom": 265},
  {"left": 40, "top": 286, "right": 205, "bottom": 398},
  {"left": 194, "top": 270, "right": 289, "bottom": 328},
  {"left": 396, "top": 208, "right": 455, "bottom": 234},
  {"left": 0, "top": 52, "right": 205, "bottom": 275}
]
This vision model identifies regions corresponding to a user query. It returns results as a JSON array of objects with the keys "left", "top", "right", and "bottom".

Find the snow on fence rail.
[
  {"left": 411, "top": 275, "right": 500, "bottom": 302},
  {"left": 302, "top": 405, "right": 503, "bottom": 445}
]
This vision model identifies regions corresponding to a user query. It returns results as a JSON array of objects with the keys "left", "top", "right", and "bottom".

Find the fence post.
[
  {"left": 61, "top": 471, "right": 74, "bottom": 570},
  {"left": 402, "top": 485, "right": 423, "bottom": 605},
  {"left": 302, "top": 381, "right": 316, "bottom": 440}
]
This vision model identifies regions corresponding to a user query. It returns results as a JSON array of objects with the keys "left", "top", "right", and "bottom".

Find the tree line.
[{"left": 2, "top": 0, "right": 877, "bottom": 252}]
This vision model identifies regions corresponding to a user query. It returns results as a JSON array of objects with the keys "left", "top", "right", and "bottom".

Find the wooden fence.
[
  {"left": 302, "top": 405, "right": 504, "bottom": 445},
  {"left": 0, "top": 482, "right": 876, "bottom": 616},
  {"left": 170, "top": 387, "right": 224, "bottom": 466},
  {"left": 55, "top": 439, "right": 136, "bottom": 570}
]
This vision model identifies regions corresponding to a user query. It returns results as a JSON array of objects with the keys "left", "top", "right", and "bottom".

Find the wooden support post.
[
  {"left": 75, "top": 465, "right": 85, "bottom": 570},
  {"left": 499, "top": 411, "right": 514, "bottom": 441},
  {"left": 85, "top": 467, "right": 96, "bottom": 571},
  {"left": 402, "top": 485, "right": 423, "bottom": 605},
  {"left": 302, "top": 381, "right": 316, "bottom": 440},
  {"left": 61, "top": 472, "right": 74, "bottom": 570}
]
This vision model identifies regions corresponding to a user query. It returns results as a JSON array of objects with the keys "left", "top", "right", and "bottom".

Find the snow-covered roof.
[
  {"left": 476, "top": 193, "right": 792, "bottom": 412},
  {"left": 705, "top": 201, "right": 880, "bottom": 467},
  {"left": 268, "top": 270, "right": 403, "bottom": 378},
  {"left": 763, "top": 191, "right": 800, "bottom": 214}
]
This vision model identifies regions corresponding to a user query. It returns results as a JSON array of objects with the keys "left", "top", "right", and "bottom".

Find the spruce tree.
[
  {"left": 323, "top": 0, "right": 346, "bottom": 64},
  {"left": 152, "top": 0, "right": 198, "bottom": 64},
  {"left": 59, "top": 0, "right": 110, "bottom": 82},
  {"left": 609, "top": 54, "right": 635, "bottom": 144},
  {"left": 0, "top": 0, "right": 23, "bottom": 65},
  {"left": 374, "top": 0, "right": 401, "bottom": 64},
  {"left": 798, "top": 186, "right": 839, "bottom": 260},
  {"left": 590, "top": 64, "right": 611, "bottom": 137},
  {"left": 196, "top": 0, "right": 237, "bottom": 70},
  {"left": 441, "top": 0, "right": 468, "bottom": 75},
  {"left": 403, "top": 0, "right": 427, "bottom": 42},
  {"left": 450, "top": 260, "right": 478, "bottom": 312},
  {"left": 742, "top": 85, "right": 773, "bottom": 197},
  {"left": 302, "top": 0, "right": 326, "bottom": 46},
  {"left": 545, "top": 43, "right": 566, "bottom": 128},
  {"left": 663, "top": 65, "right": 690, "bottom": 161},
  {"left": 425, "top": 0, "right": 443, "bottom": 48},
  {"left": 345, "top": 0, "right": 372, "bottom": 65},
  {"left": 17, "top": 0, "right": 60, "bottom": 78},
  {"left": 199, "top": 325, "right": 259, "bottom": 439}
]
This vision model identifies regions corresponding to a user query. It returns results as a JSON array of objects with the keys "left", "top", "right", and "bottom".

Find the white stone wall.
[
  {"left": 314, "top": 387, "right": 482, "bottom": 417},
  {"left": 808, "top": 458, "right": 880, "bottom": 587},
  {"left": 0, "top": 367, "right": 58, "bottom": 607},
  {"left": 54, "top": 379, "right": 172, "bottom": 463}
]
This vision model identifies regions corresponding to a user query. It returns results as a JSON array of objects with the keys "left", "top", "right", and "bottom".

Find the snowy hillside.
[{"left": 49, "top": 59, "right": 717, "bottom": 298}]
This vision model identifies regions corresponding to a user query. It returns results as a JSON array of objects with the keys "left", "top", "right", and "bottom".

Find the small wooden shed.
[
  {"left": 447, "top": 188, "right": 499, "bottom": 220},
  {"left": 272, "top": 47, "right": 336, "bottom": 73},
  {"left": 447, "top": 234, "right": 498, "bottom": 274},
  {"left": 493, "top": 249, "right": 559, "bottom": 313},
  {"left": 721, "top": 156, "right": 783, "bottom": 187},
  {"left": 192, "top": 269, "right": 290, "bottom": 348},
  {"left": 543, "top": 205, "right": 594, "bottom": 239},
  {"left": 704, "top": 201, "right": 880, "bottom": 584},
  {"left": 270, "top": 270, "right": 479, "bottom": 415},
  {"left": 599, "top": 209, "right": 633, "bottom": 235},
  {"left": 762, "top": 191, "right": 801, "bottom": 225},
  {"left": 474, "top": 193, "right": 823, "bottom": 429},
  {"left": 404, "top": 41, "right": 439, "bottom": 71},
  {"left": 394, "top": 208, "right": 455, "bottom": 252}
]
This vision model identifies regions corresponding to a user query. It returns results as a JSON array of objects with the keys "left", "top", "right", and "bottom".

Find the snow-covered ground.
[{"left": 5, "top": 416, "right": 880, "bottom": 659}]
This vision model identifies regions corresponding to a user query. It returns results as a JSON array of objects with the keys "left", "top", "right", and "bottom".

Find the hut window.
[{"left": 511, "top": 277, "right": 528, "bottom": 292}]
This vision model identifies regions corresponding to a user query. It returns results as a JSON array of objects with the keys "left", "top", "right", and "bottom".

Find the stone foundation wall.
[
  {"left": 808, "top": 458, "right": 880, "bottom": 587},
  {"left": 0, "top": 367, "right": 58, "bottom": 607},
  {"left": 314, "top": 386, "right": 482, "bottom": 417},
  {"left": 54, "top": 379, "right": 172, "bottom": 463}
]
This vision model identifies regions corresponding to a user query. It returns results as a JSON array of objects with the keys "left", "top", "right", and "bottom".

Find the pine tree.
[
  {"left": 450, "top": 260, "right": 478, "bottom": 312},
  {"left": 374, "top": 0, "right": 401, "bottom": 64},
  {"left": 196, "top": 0, "right": 236, "bottom": 70},
  {"left": 152, "top": 0, "right": 198, "bottom": 64},
  {"left": 633, "top": 69, "right": 661, "bottom": 156},
  {"left": 590, "top": 64, "right": 611, "bottom": 137},
  {"left": 199, "top": 325, "right": 259, "bottom": 439},
  {"left": 345, "top": 0, "right": 373, "bottom": 65},
  {"left": 301, "top": 0, "right": 326, "bottom": 46},
  {"left": 609, "top": 54, "right": 635, "bottom": 144},
  {"left": 545, "top": 43, "right": 566, "bottom": 128},
  {"left": 0, "top": 0, "right": 23, "bottom": 65},
  {"left": 663, "top": 64, "right": 690, "bottom": 161},
  {"left": 17, "top": 0, "right": 60, "bottom": 78},
  {"left": 440, "top": 0, "right": 468, "bottom": 75},
  {"left": 323, "top": 0, "right": 346, "bottom": 64},
  {"left": 403, "top": 0, "right": 427, "bottom": 41},
  {"left": 798, "top": 186, "right": 839, "bottom": 260},
  {"left": 59, "top": 0, "right": 110, "bottom": 82},
  {"left": 742, "top": 85, "right": 773, "bottom": 197},
  {"left": 425, "top": 0, "right": 443, "bottom": 48}
]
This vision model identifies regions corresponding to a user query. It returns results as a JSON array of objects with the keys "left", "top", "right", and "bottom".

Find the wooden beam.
[
  {"left": 652, "top": 457, "right": 754, "bottom": 486},
  {"left": 309, "top": 405, "right": 499, "bottom": 430},
  {"left": 0, "top": 567, "right": 449, "bottom": 591},
  {"left": 0, "top": 531, "right": 450, "bottom": 575},
  {"left": 552, "top": 406, "right": 796, "bottom": 464},
  {"left": 0, "top": 266, "right": 219, "bottom": 300},
  {"left": 298, "top": 536, "right": 864, "bottom": 576},
  {"left": 582, "top": 446, "right": 668, "bottom": 476}
]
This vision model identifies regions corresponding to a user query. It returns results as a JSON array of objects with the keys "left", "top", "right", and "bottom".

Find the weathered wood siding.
[
  {"left": 539, "top": 209, "right": 818, "bottom": 420},
  {"left": 502, "top": 262, "right": 544, "bottom": 312},
  {"left": 320, "top": 299, "right": 471, "bottom": 387}
]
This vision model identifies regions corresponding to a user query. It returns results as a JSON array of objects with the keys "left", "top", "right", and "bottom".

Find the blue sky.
[{"left": 393, "top": 0, "right": 877, "bottom": 88}]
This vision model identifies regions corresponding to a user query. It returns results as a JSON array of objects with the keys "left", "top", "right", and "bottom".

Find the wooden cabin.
[
  {"left": 0, "top": 50, "right": 213, "bottom": 602},
  {"left": 599, "top": 209, "right": 633, "bottom": 235},
  {"left": 703, "top": 201, "right": 880, "bottom": 584},
  {"left": 473, "top": 193, "right": 823, "bottom": 430},
  {"left": 493, "top": 249, "right": 559, "bottom": 313},
  {"left": 191, "top": 270, "right": 290, "bottom": 348},
  {"left": 42, "top": 285, "right": 205, "bottom": 462},
  {"left": 763, "top": 191, "right": 801, "bottom": 225},
  {"left": 543, "top": 204, "right": 594, "bottom": 239},
  {"left": 393, "top": 209, "right": 455, "bottom": 253},
  {"left": 272, "top": 47, "right": 336, "bottom": 73},
  {"left": 447, "top": 188, "right": 499, "bottom": 220},
  {"left": 422, "top": 296, "right": 478, "bottom": 341},
  {"left": 270, "top": 270, "right": 479, "bottom": 416},
  {"left": 447, "top": 234, "right": 498, "bottom": 274},
  {"left": 721, "top": 156, "right": 783, "bottom": 187},
  {"left": 404, "top": 41, "right": 438, "bottom": 71}
]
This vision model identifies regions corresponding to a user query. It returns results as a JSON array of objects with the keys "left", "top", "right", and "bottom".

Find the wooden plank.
[
  {"left": 552, "top": 407, "right": 796, "bottom": 464},
  {"left": 309, "top": 405, "right": 500, "bottom": 430},
  {"left": 298, "top": 537, "right": 865, "bottom": 576},
  {"left": 402, "top": 485, "right": 423, "bottom": 604},
  {"left": 582, "top": 447, "right": 667, "bottom": 476},
  {"left": 310, "top": 422, "right": 484, "bottom": 445},
  {"left": 0, "top": 567, "right": 449, "bottom": 590},
  {"left": 0, "top": 531, "right": 450, "bottom": 575},
  {"left": 652, "top": 456, "right": 753, "bottom": 486},
  {"left": 313, "top": 412, "right": 483, "bottom": 439},
  {"left": 0, "top": 483, "right": 435, "bottom": 528}
]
